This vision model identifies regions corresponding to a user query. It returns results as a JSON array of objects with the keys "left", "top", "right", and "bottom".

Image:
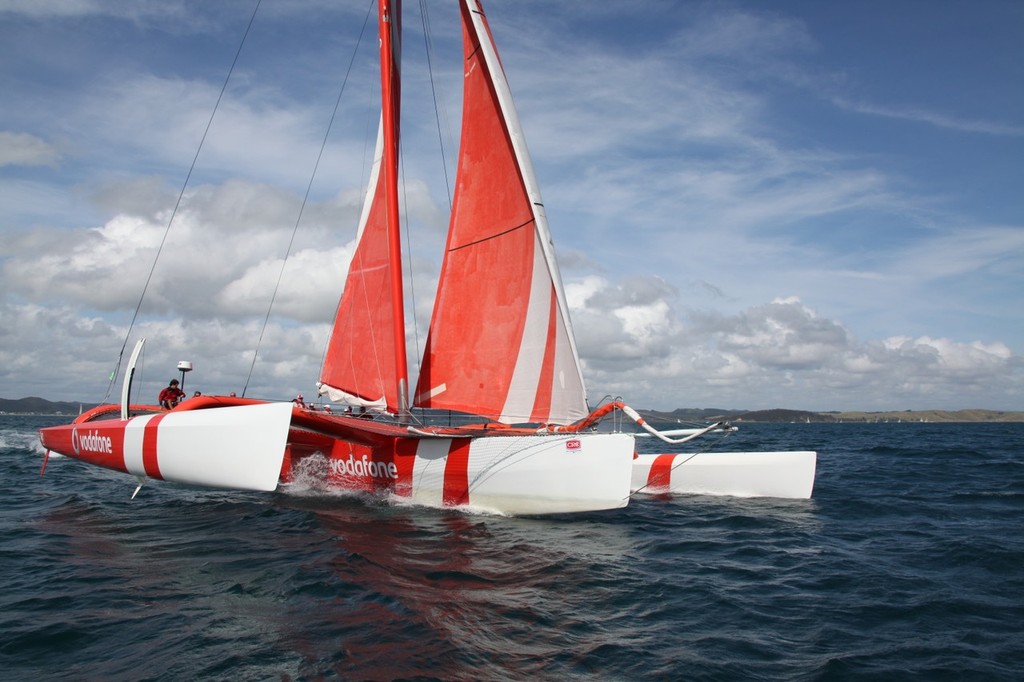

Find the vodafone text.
[
  {"left": 73, "top": 429, "right": 113, "bottom": 455},
  {"left": 329, "top": 454, "right": 398, "bottom": 479}
]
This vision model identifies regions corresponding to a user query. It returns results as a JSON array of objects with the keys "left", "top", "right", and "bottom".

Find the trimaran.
[{"left": 38, "top": 0, "right": 815, "bottom": 514}]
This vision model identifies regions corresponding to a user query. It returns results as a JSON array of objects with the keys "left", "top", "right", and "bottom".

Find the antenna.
[{"left": 177, "top": 360, "right": 193, "bottom": 390}]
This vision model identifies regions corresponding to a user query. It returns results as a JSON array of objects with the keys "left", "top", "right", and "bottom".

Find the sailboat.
[{"left": 37, "top": 0, "right": 816, "bottom": 513}]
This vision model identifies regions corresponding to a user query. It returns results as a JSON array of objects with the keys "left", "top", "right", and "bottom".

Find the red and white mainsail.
[
  {"left": 319, "top": 0, "right": 408, "bottom": 413},
  {"left": 413, "top": 0, "right": 588, "bottom": 424}
]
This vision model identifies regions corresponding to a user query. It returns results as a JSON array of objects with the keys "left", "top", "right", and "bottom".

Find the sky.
[{"left": 1, "top": 0, "right": 1022, "bottom": 412}]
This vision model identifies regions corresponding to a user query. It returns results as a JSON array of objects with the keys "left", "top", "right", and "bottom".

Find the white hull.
[
  {"left": 133, "top": 403, "right": 292, "bottom": 491},
  {"left": 632, "top": 450, "right": 816, "bottom": 499},
  {"left": 45, "top": 401, "right": 634, "bottom": 514},
  {"left": 39, "top": 402, "right": 294, "bottom": 493},
  {"left": 402, "top": 433, "right": 634, "bottom": 515}
]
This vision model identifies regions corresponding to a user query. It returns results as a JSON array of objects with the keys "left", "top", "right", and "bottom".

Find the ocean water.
[{"left": 1, "top": 416, "right": 1021, "bottom": 680}]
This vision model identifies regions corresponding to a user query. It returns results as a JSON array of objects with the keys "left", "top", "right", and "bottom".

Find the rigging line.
[
  {"left": 321, "top": 75, "right": 388, "bottom": 405},
  {"left": 102, "top": 0, "right": 264, "bottom": 404},
  {"left": 399, "top": 142, "right": 422, "bottom": 378},
  {"left": 242, "top": 0, "right": 374, "bottom": 398},
  {"left": 419, "top": 0, "right": 453, "bottom": 209},
  {"left": 400, "top": 0, "right": 456, "bottom": 390},
  {"left": 448, "top": 218, "right": 534, "bottom": 252},
  {"left": 630, "top": 452, "right": 700, "bottom": 498},
  {"left": 627, "top": 429, "right": 735, "bottom": 499},
  {"left": 354, "top": 106, "right": 388, "bottom": 404},
  {"left": 316, "top": 69, "right": 377, "bottom": 381}
]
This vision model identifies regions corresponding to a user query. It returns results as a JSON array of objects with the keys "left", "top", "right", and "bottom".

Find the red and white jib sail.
[
  {"left": 413, "top": 0, "right": 587, "bottom": 425},
  {"left": 319, "top": 0, "right": 407, "bottom": 412}
]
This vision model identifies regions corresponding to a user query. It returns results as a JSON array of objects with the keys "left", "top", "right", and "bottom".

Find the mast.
[
  {"left": 378, "top": 0, "right": 409, "bottom": 416},
  {"left": 317, "top": 0, "right": 407, "bottom": 413}
]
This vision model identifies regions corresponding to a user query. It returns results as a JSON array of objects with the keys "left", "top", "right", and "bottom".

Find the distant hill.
[
  {"left": 824, "top": 409, "right": 1024, "bottom": 423},
  {"left": 639, "top": 408, "right": 746, "bottom": 423},
  {"left": 734, "top": 408, "right": 828, "bottom": 423},
  {"left": 641, "top": 407, "right": 836, "bottom": 423},
  {"left": 3, "top": 396, "right": 1022, "bottom": 422},
  {"left": 0, "top": 397, "right": 96, "bottom": 415},
  {"left": 638, "top": 407, "right": 1024, "bottom": 424}
]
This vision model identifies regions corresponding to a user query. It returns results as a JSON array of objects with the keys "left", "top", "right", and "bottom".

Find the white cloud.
[
  {"left": 898, "top": 225, "right": 1024, "bottom": 281},
  {"left": 0, "top": 131, "right": 60, "bottom": 167},
  {"left": 0, "top": 0, "right": 106, "bottom": 19},
  {"left": 3, "top": 184, "right": 1022, "bottom": 411},
  {"left": 831, "top": 97, "right": 1024, "bottom": 137},
  {"left": 69, "top": 73, "right": 357, "bottom": 190},
  {"left": 218, "top": 244, "right": 351, "bottom": 322},
  {"left": 1, "top": 178, "right": 361, "bottom": 319},
  {"left": 0, "top": 301, "right": 330, "bottom": 402},
  {"left": 569, "top": 292, "right": 1023, "bottom": 410}
]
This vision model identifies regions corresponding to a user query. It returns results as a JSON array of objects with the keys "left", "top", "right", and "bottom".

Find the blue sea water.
[{"left": 1, "top": 416, "right": 1022, "bottom": 680}]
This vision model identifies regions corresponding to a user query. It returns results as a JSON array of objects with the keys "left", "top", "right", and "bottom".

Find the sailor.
[
  {"left": 159, "top": 379, "right": 186, "bottom": 409},
  {"left": 293, "top": 393, "right": 306, "bottom": 408}
]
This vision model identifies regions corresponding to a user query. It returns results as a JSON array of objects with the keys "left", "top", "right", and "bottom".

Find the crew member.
[{"left": 159, "top": 379, "right": 186, "bottom": 409}]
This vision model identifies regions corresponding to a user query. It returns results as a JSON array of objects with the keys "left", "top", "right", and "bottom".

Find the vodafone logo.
[
  {"left": 566, "top": 439, "right": 581, "bottom": 450},
  {"left": 329, "top": 454, "right": 398, "bottom": 480},
  {"left": 71, "top": 428, "right": 113, "bottom": 456}
]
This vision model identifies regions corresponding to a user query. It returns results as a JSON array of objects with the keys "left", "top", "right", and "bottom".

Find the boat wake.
[{"left": 279, "top": 452, "right": 510, "bottom": 516}]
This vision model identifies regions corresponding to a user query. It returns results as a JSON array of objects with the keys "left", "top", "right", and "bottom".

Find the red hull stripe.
[
  {"left": 142, "top": 414, "right": 167, "bottom": 480},
  {"left": 646, "top": 454, "right": 676, "bottom": 490},
  {"left": 393, "top": 438, "right": 419, "bottom": 497},
  {"left": 443, "top": 440, "right": 472, "bottom": 506}
]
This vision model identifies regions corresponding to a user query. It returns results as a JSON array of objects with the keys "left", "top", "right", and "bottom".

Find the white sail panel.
[{"left": 318, "top": 119, "right": 398, "bottom": 409}]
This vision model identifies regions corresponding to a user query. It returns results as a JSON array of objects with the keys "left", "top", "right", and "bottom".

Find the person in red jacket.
[{"left": 159, "top": 379, "right": 185, "bottom": 409}]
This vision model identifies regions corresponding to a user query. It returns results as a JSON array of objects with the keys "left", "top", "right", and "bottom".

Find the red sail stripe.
[
  {"left": 142, "top": 414, "right": 167, "bottom": 480},
  {"left": 646, "top": 454, "right": 676, "bottom": 491},
  {"left": 529, "top": 285, "right": 558, "bottom": 422},
  {"left": 442, "top": 440, "right": 472, "bottom": 506}
]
